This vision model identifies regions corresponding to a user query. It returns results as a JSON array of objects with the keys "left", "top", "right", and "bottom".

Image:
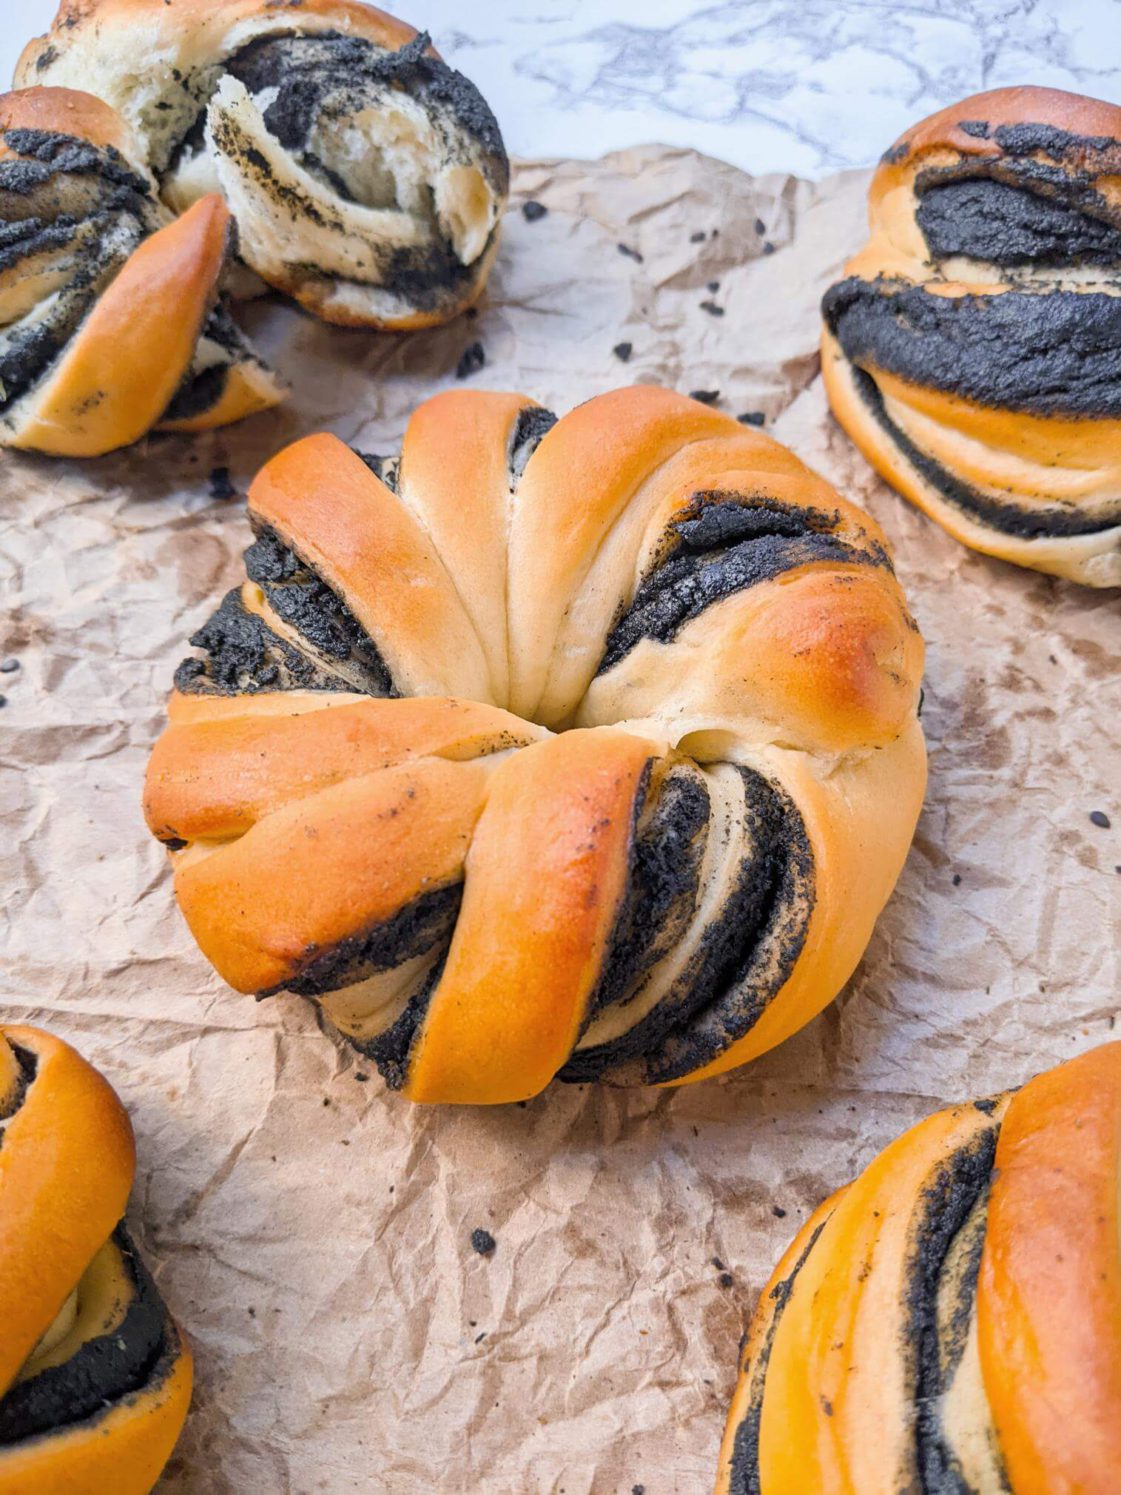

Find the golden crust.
[
  {"left": 874, "top": 85, "right": 1121, "bottom": 194},
  {"left": 0, "top": 85, "right": 143, "bottom": 164},
  {"left": 10, "top": 195, "right": 231, "bottom": 458},
  {"left": 147, "top": 387, "right": 926, "bottom": 1103},
  {"left": 0, "top": 1026, "right": 136, "bottom": 1397},
  {"left": 719, "top": 1042, "right": 1121, "bottom": 1493},
  {"left": 0, "top": 1025, "right": 192, "bottom": 1493},
  {"left": 979, "top": 1043, "right": 1121, "bottom": 1491},
  {"left": 19, "top": 0, "right": 424, "bottom": 75}
]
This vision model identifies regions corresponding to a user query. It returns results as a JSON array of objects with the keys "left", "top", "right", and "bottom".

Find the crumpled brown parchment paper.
[{"left": 1, "top": 146, "right": 1118, "bottom": 1495}]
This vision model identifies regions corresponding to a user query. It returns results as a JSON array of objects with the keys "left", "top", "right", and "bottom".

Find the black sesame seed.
[
  {"left": 1090, "top": 810, "right": 1112, "bottom": 829},
  {"left": 456, "top": 341, "right": 486, "bottom": 380},
  {"left": 689, "top": 389, "right": 720, "bottom": 405},
  {"left": 690, "top": 230, "right": 706, "bottom": 243},
  {"left": 719, "top": 1272, "right": 734, "bottom": 1289},
  {"left": 762, "top": 241, "right": 776, "bottom": 255},
  {"left": 522, "top": 200, "right": 547, "bottom": 221},
  {"left": 737, "top": 411, "right": 765, "bottom": 426},
  {"left": 209, "top": 466, "right": 237, "bottom": 501},
  {"left": 771, "top": 1205, "right": 786, "bottom": 1218},
  {"left": 707, "top": 279, "right": 720, "bottom": 292},
  {"left": 0, "top": 658, "right": 18, "bottom": 673},
  {"left": 470, "top": 1228, "right": 496, "bottom": 1256},
  {"left": 952, "top": 873, "right": 962, "bottom": 886},
  {"left": 618, "top": 242, "right": 644, "bottom": 262},
  {"left": 754, "top": 218, "right": 766, "bottom": 235},
  {"left": 613, "top": 341, "right": 633, "bottom": 363},
  {"left": 699, "top": 300, "right": 724, "bottom": 316}
]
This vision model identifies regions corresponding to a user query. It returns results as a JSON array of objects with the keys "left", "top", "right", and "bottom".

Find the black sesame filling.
[
  {"left": 909, "top": 1129, "right": 1000, "bottom": 1494},
  {"left": 0, "top": 129, "right": 150, "bottom": 204},
  {"left": 355, "top": 452, "right": 400, "bottom": 493},
  {"left": 0, "top": 1227, "right": 171, "bottom": 1447},
  {"left": 359, "top": 955, "right": 448, "bottom": 1090},
  {"left": 174, "top": 588, "right": 350, "bottom": 696},
  {"left": 596, "top": 493, "right": 884, "bottom": 675},
  {"left": 268, "top": 883, "right": 462, "bottom": 999},
  {"left": 0, "top": 1044, "right": 38, "bottom": 1138},
  {"left": 824, "top": 276, "right": 1121, "bottom": 419},
  {"left": 846, "top": 364, "right": 1120, "bottom": 537},
  {"left": 244, "top": 525, "right": 398, "bottom": 695},
  {"left": 582, "top": 762, "right": 709, "bottom": 1022},
  {"left": 0, "top": 129, "right": 160, "bottom": 414},
  {"left": 508, "top": 405, "right": 558, "bottom": 482},
  {"left": 916, "top": 177, "right": 1121, "bottom": 268},
  {"left": 225, "top": 31, "right": 506, "bottom": 171},
  {"left": 562, "top": 768, "right": 814, "bottom": 1084}
]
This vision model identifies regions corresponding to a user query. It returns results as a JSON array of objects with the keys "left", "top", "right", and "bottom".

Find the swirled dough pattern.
[{"left": 145, "top": 387, "right": 927, "bottom": 1104}]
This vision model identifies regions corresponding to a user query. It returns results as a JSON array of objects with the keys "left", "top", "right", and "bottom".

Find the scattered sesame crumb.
[
  {"left": 209, "top": 466, "right": 237, "bottom": 501},
  {"left": 456, "top": 341, "right": 486, "bottom": 380}
]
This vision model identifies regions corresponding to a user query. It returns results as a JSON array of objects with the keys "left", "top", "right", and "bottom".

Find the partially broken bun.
[{"left": 19, "top": 1, "right": 510, "bottom": 329}]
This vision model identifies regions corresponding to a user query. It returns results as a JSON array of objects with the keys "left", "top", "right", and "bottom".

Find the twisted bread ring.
[
  {"left": 0, "top": 86, "right": 281, "bottom": 457},
  {"left": 19, "top": 0, "right": 509, "bottom": 329},
  {"left": 717, "top": 1042, "right": 1121, "bottom": 1494},
  {"left": 144, "top": 386, "right": 926, "bottom": 1105},
  {"left": 0, "top": 1026, "right": 192, "bottom": 1495},
  {"left": 822, "top": 86, "right": 1121, "bottom": 587}
]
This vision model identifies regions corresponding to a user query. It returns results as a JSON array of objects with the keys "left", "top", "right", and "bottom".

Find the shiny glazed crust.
[
  {"left": 0, "top": 86, "right": 282, "bottom": 456},
  {"left": 821, "top": 86, "right": 1121, "bottom": 587},
  {"left": 0, "top": 1026, "right": 192, "bottom": 1494},
  {"left": 144, "top": 385, "right": 927, "bottom": 1105},
  {"left": 19, "top": 0, "right": 509, "bottom": 329},
  {"left": 716, "top": 1041, "right": 1121, "bottom": 1493}
]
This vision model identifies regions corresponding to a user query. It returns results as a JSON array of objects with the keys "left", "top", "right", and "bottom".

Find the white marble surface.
[{"left": 5, "top": 0, "right": 1121, "bottom": 175}]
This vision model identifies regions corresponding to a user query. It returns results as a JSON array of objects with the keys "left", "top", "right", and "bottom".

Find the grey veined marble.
[{"left": 5, "top": 0, "right": 1121, "bottom": 175}]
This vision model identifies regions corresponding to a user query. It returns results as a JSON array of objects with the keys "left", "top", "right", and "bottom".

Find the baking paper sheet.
[{"left": 1, "top": 145, "right": 1118, "bottom": 1493}]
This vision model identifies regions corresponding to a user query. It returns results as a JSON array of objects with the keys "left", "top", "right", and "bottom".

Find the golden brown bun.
[
  {"left": 822, "top": 85, "right": 1121, "bottom": 587},
  {"left": 19, "top": 0, "right": 509, "bottom": 329},
  {"left": 716, "top": 1042, "right": 1121, "bottom": 1494},
  {"left": 145, "top": 386, "right": 926, "bottom": 1105},
  {"left": 0, "top": 1026, "right": 192, "bottom": 1494},
  {"left": 0, "top": 85, "right": 282, "bottom": 457}
]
